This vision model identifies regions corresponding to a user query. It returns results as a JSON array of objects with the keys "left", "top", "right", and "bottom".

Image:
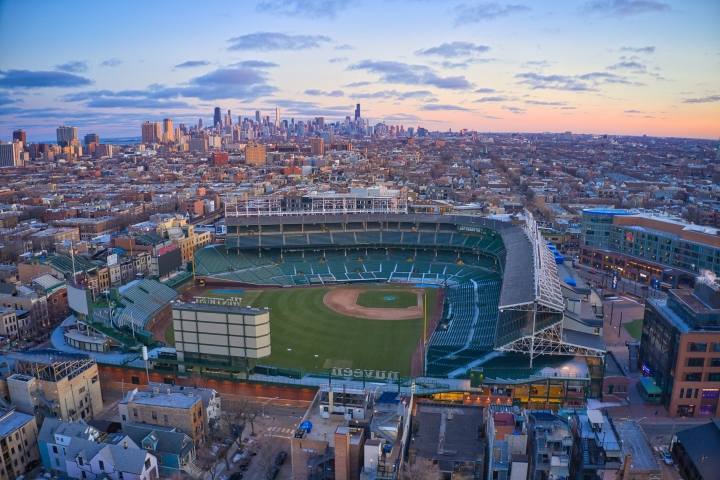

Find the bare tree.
[
  {"left": 251, "top": 428, "right": 285, "bottom": 479},
  {"left": 195, "top": 443, "right": 227, "bottom": 480},
  {"left": 401, "top": 458, "right": 441, "bottom": 480}
]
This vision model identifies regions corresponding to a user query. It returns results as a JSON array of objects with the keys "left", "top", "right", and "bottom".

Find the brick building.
[{"left": 119, "top": 388, "right": 205, "bottom": 443}]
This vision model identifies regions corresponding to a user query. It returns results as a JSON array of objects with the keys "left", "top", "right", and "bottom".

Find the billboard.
[
  {"left": 67, "top": 283, "right": 90, "bottom": 316},
  {"left": 157, "top": 245, "right": 182, "bottom": 277}
]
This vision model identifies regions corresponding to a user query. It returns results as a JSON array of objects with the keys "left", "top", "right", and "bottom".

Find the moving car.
[{"left": 588, "top": 269, "right": 597, "bottom": 274}]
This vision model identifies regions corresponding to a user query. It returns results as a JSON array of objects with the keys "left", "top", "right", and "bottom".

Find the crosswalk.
[{"left": 263, "top": 426, "right": 296, "bottom": 438}]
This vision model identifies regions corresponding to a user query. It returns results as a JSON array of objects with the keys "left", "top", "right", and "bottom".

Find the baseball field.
[{"left": 180, "top": 284, "right": 439, "bottom": 377}]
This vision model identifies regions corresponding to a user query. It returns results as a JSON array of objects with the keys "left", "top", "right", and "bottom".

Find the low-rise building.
[
  {"left": 0, "top": 408, "right": 40, "bottom": 480},
  {"left": 119, "top": 387, "right": 205, "bottom": 444}
]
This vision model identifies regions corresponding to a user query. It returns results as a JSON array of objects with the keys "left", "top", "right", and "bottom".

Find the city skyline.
[{"left": 1, "top": 0, "right": 719, "bottom": 140}]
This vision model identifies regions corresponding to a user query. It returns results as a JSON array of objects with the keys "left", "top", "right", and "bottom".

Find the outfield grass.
[
  {"left": 164, "top": 323, "right": 175, "bottom": 346},
  {"left": 623, "top": 318, "right": 643, "bottom": 340},
  {"left": 356, "top": 289, "right": 419, "bottom": 309},
  {"left": 198, "top": 285, "right": 436, "bottom": 376}
]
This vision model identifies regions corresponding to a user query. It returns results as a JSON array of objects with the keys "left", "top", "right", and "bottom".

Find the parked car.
[
  {"left": 662, "top": 450, "right": 673, "bottom": 465},
  {"left": 238, "top": 459, "right": 251, "bottom": 470},
  {"left": 229, "top": 473, "right": 243, "bottom": 480},
  {"left": 275, "top": 451, "right": 288, "bottom": 465},
  {"left": 588, "top": 269, "right": 597, "bottom": 274},
  {"left": 267, "top": 467, "right": 280, "bottom": 480}
]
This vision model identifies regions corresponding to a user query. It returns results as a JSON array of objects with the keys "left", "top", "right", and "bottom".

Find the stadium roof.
[{"left": 116, "top": 279, "right": 179, "bottom": 331}]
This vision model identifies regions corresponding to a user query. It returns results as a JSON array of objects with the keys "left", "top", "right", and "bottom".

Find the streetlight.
[
  {"left": 287, "top": 348, "right": 292, "bottom": 368},
  {"left": 315, "top": 354, "right": 319, "bottom": 370}
]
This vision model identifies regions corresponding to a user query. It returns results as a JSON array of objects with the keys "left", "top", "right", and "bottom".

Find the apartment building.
[
  {"left": 0, "top": 408, "right": 39, "bottom": 480},
  {"left": 119, "top": 388, "right": 205, "bottom": 444}
]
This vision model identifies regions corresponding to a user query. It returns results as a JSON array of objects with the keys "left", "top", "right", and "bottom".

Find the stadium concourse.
[{"left": 192, "top": 212, "right": 606, "bottom": 382}]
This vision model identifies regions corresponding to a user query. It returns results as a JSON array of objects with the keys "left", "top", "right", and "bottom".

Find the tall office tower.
[
  {"left": 214, "top": 107, "right": 222, "bottom": 128},
  {"left": 226, "top": 110, "right": 232, "bottom": 126},
  {"left": 238, "top": 116, "right": 242, "bottom": 126},
  {"left": 12, "top": 129, "right": 26, "bottom": 147},
  {"left": 84, "top": 133, "right": 100, "bottom": 146},
  {"left": 275, "top": 108, "right": 280, "bottom": 127},
  {"left": 310, "top": 137, "right": 324, "bottom": 156},
  {"left": 163, "top": 118, "right": 174, "bottom": 142},
  {"left": 198, "top": 118, "right": 203, "bottom": 129},
  {"left": 174, "top": 128, "right": 181, "bottom": 142},
  {"left": 315, "top": 117, "right": 325, "bottom": 130},
  {"left": 255, "top": 110, "right": 261, "bottom": 123},
  {"left": 56, "top": 125, "right": 78, "bottom": 146},
  {"left": 297, "top": 121, "right": 306, "bottom": 137},
  {"left": 141, "top": 121, "right": 161, "bottom": 143},
  {"left": 0, "top": 142, "right": 23, "bottom": 167},
  {"left": 354, "top": 103, "right": 360, "bottom": 121}
]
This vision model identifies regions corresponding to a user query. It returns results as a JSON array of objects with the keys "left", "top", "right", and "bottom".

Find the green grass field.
[
  {"left": 356, "top": 289, "right": 419, "bottom": 309},
  {"left": 623, "top": 318, "right": 643, "bottom": 340},
  {"left": 198, "top": 285, "right": 437, "bottom": 376},
  {"left": 164, "top": 323, "right": 175, "bottom": 346}
]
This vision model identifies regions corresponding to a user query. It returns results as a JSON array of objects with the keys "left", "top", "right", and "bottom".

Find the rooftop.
[
  {"left": 120, "top": 390, "right": 201, "bottom": 409},
  {"left": 0, "top": 409, "right": 34, "bottom": 439},
  {"left": 412, "top": 402, "right": 485, "bottom": 462}
]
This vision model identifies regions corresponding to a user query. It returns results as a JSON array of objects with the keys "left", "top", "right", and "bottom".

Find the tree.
[
  {"left": 250, "top": 426, "right": 284, "bottom": 479},
  {"left": 401, "top": 458, "right": 441, "bottom": 480},
  {"left": 195, "top": 443, "right": 226, "bottom": 480}
]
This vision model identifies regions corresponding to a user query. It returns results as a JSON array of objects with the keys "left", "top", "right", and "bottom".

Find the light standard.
[
  {"left": 287, "top": 348, "right": 292, "bottom": 368},
  {"left": 315, "top": 354, "right": 319, "bottom": 370},
  {"left": 121, "top": 378, "right": 125, "bottom": 399}
]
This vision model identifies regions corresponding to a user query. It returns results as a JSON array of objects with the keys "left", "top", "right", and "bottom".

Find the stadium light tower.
[
  {"left": 287, "top": 348, "right": 292, "bottom": 368},
  {"left": 315, "top": 354, "right": 319, "bottom": 370}
]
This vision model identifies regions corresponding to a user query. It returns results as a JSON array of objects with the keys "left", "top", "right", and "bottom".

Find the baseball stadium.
[{"left": 178, "top": 190, "right": 603, "bottom": 381}]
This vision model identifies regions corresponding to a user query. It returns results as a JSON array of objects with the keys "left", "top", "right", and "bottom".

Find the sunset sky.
[{"left": 1, "top": 0, "right": 718, "bottom": 140}]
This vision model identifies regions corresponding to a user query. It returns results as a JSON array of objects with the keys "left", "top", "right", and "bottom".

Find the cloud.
[
  {"left": 419, "top": 104, "right": 472, "bottom": 111},
  {"left": 474, "top": 95, "right": 511, "bottom": 102},
  {"left": 231, "top": 60, "right": 280, "bottom": 68},
  {"left": 607, "top": 60, "right": 646, "bottom": 72},
  {"left": 502, "top": 105, "right": 526, "bottom": 114},
  {"left": 174, "top": 60, "right": 212, "bottom": 69},
  {"left": 515, "top": 70, "right": 643, "bottom": 91},
  {"left": 415, "top": 41, "right": 490, "bottom": 58},
  {"left": 256, "top": 0, "right": 349, "bottom": 19},
  {"left": 101, "top": 58, "right": 122, "bottom": 67},
  {"left": 335, "top": 44, "right": 355, "bottom": 50},
  {"left": 384, "top": 113, "right": 423, "bottom": 121},
  {"left": 474, "top": 88, "right": 496, "bottom": 93},
  {"left": 60, "top": 66, "right": 277, "bottom": 106},
  {"left": 521, "top": 60, "right": 554, "bottom": 68},
  {"left": 561, "top": 106, "right": 576, "bottom": 109},
  {"left": 0, "top": 92, "right": 21, "bottom": 106},
  {"left": 55, "top": 61, "right": 89, "bottom": 73},
  {"left": 624, "top": 109, "right": 643, "bottom": 113},
  {"left": 525, "top": 100, "right": 567, "bottom": 105},
  {"left": 344, "top": 81, "right": 372, "bottom": 87},
  {"left": 351, "top": 89, "right": 437, "bottom": 101},
  {"left": 454, "top": 2, "right": 530, "bottom": 25},
  {"left": 0, "top": 70, "right": 93, "bottom": 89},
  {"left": 682, "top": 95, "right": 720, "bottom": 103},
  {"left": 329, "top": 57, "right": 349, "bottom": 63},
  {"left": 581, "top": 0, "right": 670, "bottom": 17},
  {"left": 304, "top": 89, "right": 345, "bottom": 97},
  {"left": 227, "top": 32, "right": 331, "bottom": 51},
  {"left": 347, "top": 60, "right": 473, "bottom": 90},
  {"left": 620, "top": 45, "right": 655, "bottom": 53}
]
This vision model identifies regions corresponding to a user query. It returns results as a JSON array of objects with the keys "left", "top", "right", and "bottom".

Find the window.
[
  {"left": 699, "top": 405, "right": 717, "bottom": 415},
  {"left": 119, "top": 472, "right": 124, "bottom": 480},
  {"left": 688, "top": 358, "right": 704, "bottom": 367},
  {"left": 688, "top": 342, "right": 707, "bottom": 352},
  {"left": 78, "top": 457, "right": 84, "bottom": 466},
  {"left": 99, "top": 460, "right": 105, "bottom": 470},
  {"left": 82, "top": 472, "right": 87, "bottom": 479},
  {"left": 685, "top": 373, "right": 702, "bottom": 382},
  {"left": 52, "top": 445, "right": 58, "bottom": 454},
  {"left": 134, "top": 408, "right": 138, "bottom": 417},
  {"left": 709, "top": 373, "right": 720, "bottom": 381},
  {"left": 695, "top": 388, "right": 699, "bottom": 398},
  {"left": 711, "top": 358, "right": 720, "bottom": 367},
  {"left": 14, "top": 433, "right": 18, "bottom": 440},
  {"left": 164, "top": 415, "right": 168, "bottom": 424},
  {"left": 79, "top": 386, "right": 86, "bottom": 394},
  {"left": 55, "top": 458, "right": 60, "bottom": 467},
  {"left": 122, "top": 414, "right": 127, "bottom": 421},
  {"left": 152, "top": 411, "right": 157, "bottom": 420},
  {"left": 131, "top": 376, "right": 140, "bottom": 385},
  {"left": 145, "top": 459, "right": 151, "bottom": 469},
  {"left": 702, "top": 389, "right": 719, "bottom": 399}
]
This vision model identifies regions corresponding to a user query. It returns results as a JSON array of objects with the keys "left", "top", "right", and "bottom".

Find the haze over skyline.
[{"left": 1, "top": 0, "right": 718, "bottom": 140}]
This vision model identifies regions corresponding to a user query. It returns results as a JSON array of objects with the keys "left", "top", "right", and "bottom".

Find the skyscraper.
[
  {"left": 354, "top": 103, "right": 361, "bottom": 121},
  {"left": 84, "top": 133, "right": 100, "bottom": 145},
  {"left": 214, "top": 107, "right": 222, "bottom": 128},
  {"left": 141, "top": 121, "right": 161, "bottom": 144},
  {"left": 0, "top": 142, "right": 22, "bottom": 167},
  {"left": 56, "top": 125, "right": 78, "bottom": 146},
  {"left": 12, "top": 129, "right": 26, "bottom": 147},
  {"left": 198, "top": 118, "right": 203, "bottom": 129},
  {"left": 163, "top": 118, "right": 174, "bottom": 142},
  {"left": 275, "top": 108, "right": 280, "bottom": 127},
  {"left": 226, "top": 110, "right": 232, "bottom": 126},
  {"left": 255, "top": 110, "right": 261, "bottom": 123}
]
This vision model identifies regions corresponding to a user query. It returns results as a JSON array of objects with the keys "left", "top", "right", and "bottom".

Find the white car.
[{"left": 662, "top": 450, "right": 673, "bottom": 465}]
